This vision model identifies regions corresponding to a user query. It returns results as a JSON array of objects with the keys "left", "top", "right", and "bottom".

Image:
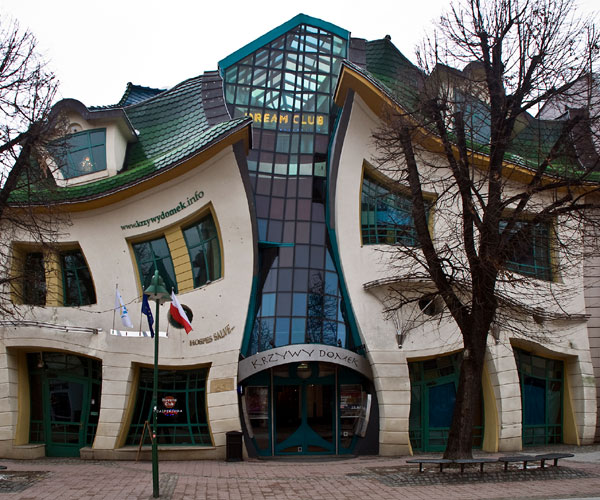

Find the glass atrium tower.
[
  {"left": 220, "top": 15, "right": 372, "bottom": 456},
  {"left": 221, "top": 18, "right": 359, "bottom": 355}
]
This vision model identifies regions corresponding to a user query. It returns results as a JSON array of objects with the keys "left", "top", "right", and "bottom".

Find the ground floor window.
[
  {"left": 514, "top": 348, "right": 563, "bottom": 446},
  {"left": 27, "top": 352, "right": 102, "bottom": 457},
  {"left": 125, "top": 367, "right": 211, "bottom": 446},
  {"left": 408, "top": 352, "right": 483, "bottom": 452}
]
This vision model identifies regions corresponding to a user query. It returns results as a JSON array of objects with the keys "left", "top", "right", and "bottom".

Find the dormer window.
[
  {"left": 68, "top": 122, "right": 83, "bottom": 134},
  {"left": 58, "top": 128, "right": 107, "bottom": 179}
]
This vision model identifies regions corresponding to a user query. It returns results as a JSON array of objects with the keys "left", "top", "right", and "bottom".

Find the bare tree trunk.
[{"left": 444, "top": 330, "right": 487, "bottom": 459}]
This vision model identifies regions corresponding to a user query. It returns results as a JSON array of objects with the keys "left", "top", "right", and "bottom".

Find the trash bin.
[{"left": 225, "top": 431, "right": 243, "bottom": 462}]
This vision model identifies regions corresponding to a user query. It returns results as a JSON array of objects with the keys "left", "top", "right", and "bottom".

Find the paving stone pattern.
[
  {"left": 1, "top": 451, "right": 600, "bottom": 500},
  {"left": 355, "top": 464, "right": 594, "bottom": 487}
]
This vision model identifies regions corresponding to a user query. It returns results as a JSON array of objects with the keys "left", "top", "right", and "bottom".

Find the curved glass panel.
[{"left": 223, "top": 23, "right": 353, "bottom": 355}]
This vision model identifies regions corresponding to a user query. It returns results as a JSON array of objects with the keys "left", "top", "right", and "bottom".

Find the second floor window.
[
  {"left": 183, "top": 214, "right": 222, "bottom": 288},
  {"left": 361, "top": 175, "right": 429, "bottom": 246},
  {"left": 132, "top": 237, "right": 177, "bottom": 293},
  {"left": 500, "top": 220, "right": 552, "bottom": 281},
  {"left": 23, "top": 252, "right": 46, "bottom": 306},
  {"left": 61, "top": 250, "right": 96, "bottom": 306}
]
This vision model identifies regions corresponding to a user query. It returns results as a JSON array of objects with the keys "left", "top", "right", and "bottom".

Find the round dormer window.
[{"left": 69, "top": 123, "right": 83, "bottom": 134}]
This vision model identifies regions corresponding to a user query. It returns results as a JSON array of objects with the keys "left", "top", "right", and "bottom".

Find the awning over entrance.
[{"left": 238, "top": 344, "right": 372, "bottom": 382}]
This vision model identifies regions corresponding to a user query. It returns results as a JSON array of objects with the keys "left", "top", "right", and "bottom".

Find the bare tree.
[
  {"left": 0, "top": 17, "right": 65, "bottom": 317},
  {"left": 372, "top": 0, "right": 600, "bottom": 458}
]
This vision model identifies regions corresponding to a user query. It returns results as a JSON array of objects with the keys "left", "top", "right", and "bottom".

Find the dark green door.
[
  {"left": 45, "top": 376, "right": 90, "bottom": 457},
  {"left": 28, "top": 353, "right": 101, "bottom": 457},
  {"left": 514, "top": 348, "right": 563, "bottom": 445},
  {"left": 409, "top": 353, "right": 484, "bottom": 452}
]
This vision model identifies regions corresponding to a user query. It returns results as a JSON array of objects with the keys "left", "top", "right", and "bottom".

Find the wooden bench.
[
  {"left": 497, "top": 454, "right": 538, "bottom": 471},
  {"left": 406, "top": 458, "right": 453, "bottom": 473},
  {"left": 454, "top": 458, "right": 498, "bottom": 473},
  {"left": 534, "top": 452, "right": 574, "bottom": 467}
]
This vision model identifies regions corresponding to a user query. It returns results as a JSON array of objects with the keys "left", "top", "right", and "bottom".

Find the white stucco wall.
[
  {"left": 0, "top": 144, "right": 255, "bottom": 459},
  {"left": 332, "top": 93, "right": 597, "bottom": 454}
]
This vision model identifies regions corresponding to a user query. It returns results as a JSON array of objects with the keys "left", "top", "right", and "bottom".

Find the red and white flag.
[{"left": 170, "top": 291, "right": 193, "bottom": 334}]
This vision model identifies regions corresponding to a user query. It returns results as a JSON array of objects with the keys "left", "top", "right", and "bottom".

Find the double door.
[
  {"left": 244, "top": 362, "right": 370, "bottom": 456},
  {"left": 274, "top": 380, "right": 335, "bottom": 454}
]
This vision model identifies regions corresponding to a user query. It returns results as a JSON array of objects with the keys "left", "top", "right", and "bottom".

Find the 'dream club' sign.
[
  {"left": 238, "top": 344, "right": 372, "bottom": 382},
  {"left": 244, "top": 111, "right": 328, "bottom": 133}
]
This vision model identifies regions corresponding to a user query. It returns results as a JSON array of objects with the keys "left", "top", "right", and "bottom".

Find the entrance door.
[
  {"left": 27, "top": 352, "right": 102, "bottom": 458},
  {"left": 514, "top": 348, "right": 563, "bottom": 445},
  {"left": 45, "top": 376, "right": 90, "bottom": 457},
  {"left": 243, "top": 362, "right": 371, "bottom": 456},
  {"left": 409, "top": 353, "right": 484, "bottom": 452},
  {"left": 273, "top": 363, "right": 335, "bottom": 455}
]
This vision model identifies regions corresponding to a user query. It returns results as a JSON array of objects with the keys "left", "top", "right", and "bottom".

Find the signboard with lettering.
[
  {"left": 189, "top": 324, "right": 234, "bottom": 346},
  {"left": 238, "top": 344, "right": 372, "bottom": 381},
  {"left": 244, "top": 110, "right": 328, "bottom": 133},
  {"left": 158, "top": 395, "right": 183, "bottom": 417}
]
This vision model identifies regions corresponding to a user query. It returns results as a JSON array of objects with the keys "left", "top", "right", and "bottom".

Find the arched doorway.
[
  {"left": 27, "top": 352, "right": 102, "bottom": 457},
  {"left": 242, "top": 361, "right": 372, "bottom": 456}
]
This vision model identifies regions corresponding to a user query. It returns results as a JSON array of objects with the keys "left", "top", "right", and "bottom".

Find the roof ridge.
[
  {"left": 123, "top": 74, "right": 205, "bottom": 111},
  {"left": 117, "top": 82, "right": 166, "bottom": 107}
]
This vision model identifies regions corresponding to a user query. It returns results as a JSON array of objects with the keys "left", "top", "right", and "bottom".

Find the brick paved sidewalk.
[{"left": 1, "top": 449, "right": 600, "bottom": 500}]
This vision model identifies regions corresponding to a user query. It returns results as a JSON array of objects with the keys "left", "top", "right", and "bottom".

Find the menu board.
[{"left": 246, "top": 386, "right": 269, "bottom": 419}]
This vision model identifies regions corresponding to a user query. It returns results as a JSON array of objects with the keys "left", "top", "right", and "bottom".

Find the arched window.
[{"left": 183, "top": 214, "right": 222, "bottom": 288}]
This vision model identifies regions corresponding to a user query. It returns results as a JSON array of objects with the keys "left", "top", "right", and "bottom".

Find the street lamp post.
[{"left": 144, "top": 271, "right": 170, "bottom": 498}]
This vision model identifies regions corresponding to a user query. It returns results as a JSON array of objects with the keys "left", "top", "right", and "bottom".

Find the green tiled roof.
[
  {"left": 10, "top": 75, "right": 250, "bottom": 204},
  {"left": 117, "top": 83, "right": 165, "bottom": 107},
  {"left": 359, "top": 38, "right": 595, "bottom": 180},
  {"left": 364, "top": 38, "right": 423, "bottom": 111}
]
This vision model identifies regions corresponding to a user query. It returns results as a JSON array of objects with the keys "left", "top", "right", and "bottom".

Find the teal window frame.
[
  {"left": 182, "top": 214, "right": 222, "bottom": 288},
  {"left": 57, "top": 128, "right": 107, "bottom": 179},
  {"left": 125, "top": 367, "right": 211, "bottom": 446},
  {"left": 514, "top": 348, "right": 563, "bottom": 446},
  {"left": 27, "top": 353, "right": 102, "bottom": 454},
  {"left": 500, "top": 219, "right": 552, "bottom": 281},
  {"left": 132, "top": 236, "right": 177, "bottom": 293},
  {"left": 408, "top": 353, "right": 484, "bottom": 452},
  {"left": 361, "top": 175, "right": 429, "bottom": 246},
  {"left": 61, "top": 250, "right": 96, "bottom": 306}
]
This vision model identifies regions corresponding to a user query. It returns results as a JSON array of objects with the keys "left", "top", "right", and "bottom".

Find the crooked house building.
[{"left": 0, "top": 14, "right": 598, "bottom": 460}]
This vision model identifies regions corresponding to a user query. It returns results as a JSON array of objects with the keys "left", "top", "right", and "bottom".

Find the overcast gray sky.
[{"left": 1, "top": 0, "right": 598, "bottom": 107}]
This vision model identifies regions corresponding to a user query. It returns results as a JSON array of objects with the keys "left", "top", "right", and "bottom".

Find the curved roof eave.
[
  {"left": 334, "top": 62, "right": 599, "bottom": 186},
  {"left": 52, "top": 98, "right": 138, "bottom": 140},
  {"left": 218, "top": 13, "right": 349, "bottom": 74},
  {"left": 21, "top": 120, "right": 252, "bottom": 212}
]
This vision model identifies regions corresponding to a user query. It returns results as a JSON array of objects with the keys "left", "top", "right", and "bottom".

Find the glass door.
[
  {"left": 27, "top": 353, "right": 102, "bottom": 457},
  {"left": 273, "top": 363, "right": 335, "bottom": 455},
  {"left": 45, "top": 376, "right": 90, "bottom": 457},
  {"left": 243, "top": 362, "right": 371, "bottom": 456}
]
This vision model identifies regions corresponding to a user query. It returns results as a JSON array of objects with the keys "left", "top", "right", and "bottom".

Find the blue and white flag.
[
  {"left": 141, "top": 294, "right": 155, "bottom": 338},
  {"left": 115, "top": 289, "right": 134, "bottom": 329}
]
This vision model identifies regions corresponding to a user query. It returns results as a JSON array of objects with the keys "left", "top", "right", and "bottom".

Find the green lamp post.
[{"left": 144, "top": 270, "right": 171, "bottom": 498}]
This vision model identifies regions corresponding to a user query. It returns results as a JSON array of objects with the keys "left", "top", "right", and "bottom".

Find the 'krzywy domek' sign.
[{"left": 238, "top": 344, "right": 372, "bottom": 381}]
